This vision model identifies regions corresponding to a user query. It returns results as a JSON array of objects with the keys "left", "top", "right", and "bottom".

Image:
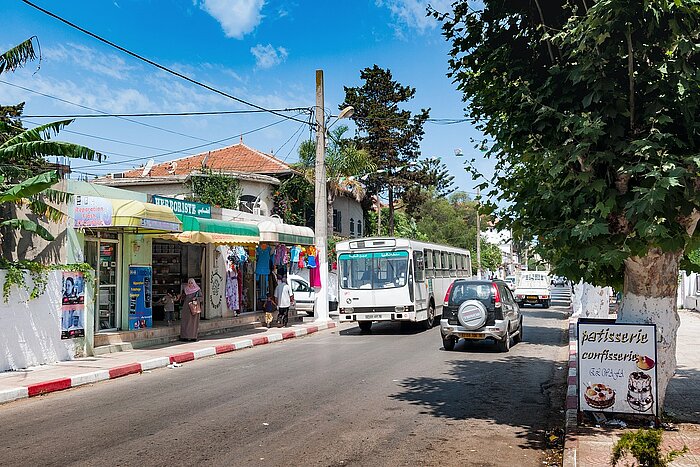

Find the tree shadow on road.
[{"left": 666, "top": 365, "right": 700, "bottom": 423}]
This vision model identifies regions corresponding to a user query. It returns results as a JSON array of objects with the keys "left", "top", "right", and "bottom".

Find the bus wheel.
[
  {"left": 424, "top": 304, "right": 435, "bottom": 330},
  {"left": 358, "top": 321, "right": 372, "bottom": 332}
]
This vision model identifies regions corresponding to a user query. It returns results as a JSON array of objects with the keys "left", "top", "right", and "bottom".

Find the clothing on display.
[
  {"left": 290, "top": 245, "right": 301, "bottom": 264},
  {"left": 273, "top": 244, "right": 287, "bottom": 266},
  {"left": 256, "top": 244, "right": 272, "bottom": 276},
  {"left": 309, "top": 260, "right": 321, "bottom": 288},
  {"left": 307, "top": 254, "right": 318, "bottom": 268},
  {"left": 226, "top": 269, "right": 240, "bottom": 311}
]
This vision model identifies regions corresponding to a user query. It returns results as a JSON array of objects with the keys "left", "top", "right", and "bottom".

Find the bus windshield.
[{"left": 339, "top": 251, "right": 409, "bottom": 290}]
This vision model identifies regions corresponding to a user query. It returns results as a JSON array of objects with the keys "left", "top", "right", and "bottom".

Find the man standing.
[{"left": 274, "top": 276, "right": 294, "bottom": 327}]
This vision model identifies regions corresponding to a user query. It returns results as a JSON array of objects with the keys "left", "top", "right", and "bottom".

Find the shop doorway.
[
  {"left": 85, "top": 237, "right": 120, "bottom": 331},
  {"left": 152, "top": 241, "right": 204, "bottom": 322}
]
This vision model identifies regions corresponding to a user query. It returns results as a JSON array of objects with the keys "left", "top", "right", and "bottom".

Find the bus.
[{"left": 336, "top": 237, "right": 472, "bottom": 331}]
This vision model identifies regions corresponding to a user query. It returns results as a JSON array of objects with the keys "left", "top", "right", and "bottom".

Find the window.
[
  {"left": 333, "top": 209, "right": 342, "bottom": 233},
  {"left": 339, "top": 251, "right": 409, "bottom": 290},
  {"left": 239, "top": 194, "right": 258, "bottom": 213},
  {"left": 434, "top": 250, "right": 442, "bottom": 277},
  {"left": 414, "top": 251, "right": 425, "bottom": 282},
  {"left": 426, "top": 249, "right": 434, "bottom": 278},
  {"left": 350, "top": 218, "right": 355, "bottom": 236},
  {"left": 357, "top": 220, "right": 362, "bottom": 237},
  {"left": 449, "top": 253, "right": 456, "bottom": 276}
]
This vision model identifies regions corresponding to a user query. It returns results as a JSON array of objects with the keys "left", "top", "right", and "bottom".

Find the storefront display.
[{"left": 151, "top": 241, "right": 204, "bottom": 322}]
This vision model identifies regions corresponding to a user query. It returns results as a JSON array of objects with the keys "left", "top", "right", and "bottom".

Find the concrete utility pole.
[
  {"left": 476, "top": 187, "right": 481, "bottom": 279},
  {"left": 314, "top": 70, "right": 329, "bottom": 322},
  {"left": 376, "top": 195, "right": 381, "bottom": 236}
]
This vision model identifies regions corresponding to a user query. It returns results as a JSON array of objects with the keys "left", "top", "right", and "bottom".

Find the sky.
[{"left": 2, "top": 0, "right": 492, "bottom": 197}]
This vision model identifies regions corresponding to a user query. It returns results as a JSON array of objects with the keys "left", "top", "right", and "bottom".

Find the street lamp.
[{"left": 314, "top": 69, "right": 354, "bottom": 322}]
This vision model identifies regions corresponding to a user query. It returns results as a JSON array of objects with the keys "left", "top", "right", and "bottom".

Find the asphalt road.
[{"left": 0, "top": 289, "right": 570, "bottom": 467}]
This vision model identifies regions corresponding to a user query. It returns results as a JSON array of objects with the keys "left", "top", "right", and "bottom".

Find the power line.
[
  {"left": 22, "top": 108, "right": 312, "bottom": 119},
  {"left": 21, "top": 0, "right": 310, "bottom": 126},
  {"left": 1, "top": 80, "right": 210, "bottom": 142}
]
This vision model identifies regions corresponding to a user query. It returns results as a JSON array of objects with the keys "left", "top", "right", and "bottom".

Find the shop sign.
[
  {"left": 74, "top": 195, "right": 113, "bottom": 227},
  {"left": 152, "top": 195, "right": 211, "bottom": 218},
  {"left": 128, "top": 265, "right": 153, "bottom": 330},
  {"left": 140, "top": 218, "right": 182, "bottom": 232},
  {"left": 578, "top": 320, "right": 658, "bottom": 415},
  {"left": 61, "top": 271, "right": 85, "bottom": 339}
]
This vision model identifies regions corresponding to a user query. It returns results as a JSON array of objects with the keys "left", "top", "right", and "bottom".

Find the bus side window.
[
  {"left": 434, "top": 251, "right": 442, "bottom": 277},
  {"left": 425, "top": 249, "right": 433, "bottom": 278},
  {"left": 414, "top": 251, "right": 425, "bottom": 282},
  {"left": 449, "top": 253, "right": 456, "bottom": 276}
]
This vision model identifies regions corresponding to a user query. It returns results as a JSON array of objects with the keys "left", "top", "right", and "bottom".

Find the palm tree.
[
  {"left": 296, "top": 125, "right": 375, "bottom": 234},
  {"left": 0, "top": 38, "right": 103, "bottom": 252}
]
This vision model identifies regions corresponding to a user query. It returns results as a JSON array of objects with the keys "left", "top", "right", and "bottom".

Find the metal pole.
[
  {"left": 476, "top": 187, "right": 481, "bottom": 279},
  {"left": 314, "top": 70, "right": 329, "bottom": 322},
  {"left": 376, "top": 195, "right": 381, "bottom": 236}
]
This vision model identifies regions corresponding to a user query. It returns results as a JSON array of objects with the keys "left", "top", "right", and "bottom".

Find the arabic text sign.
[{"left": 578, "top": 321, "right": 657, "bottom": 415}]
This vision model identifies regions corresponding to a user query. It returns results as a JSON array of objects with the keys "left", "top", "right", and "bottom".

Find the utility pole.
[
  {"left": 376, "top": 195, "right": 381, "bottom": 236},
  {"left": 314, "top": 70, "right": 329, "bottom": 322},
  {"left": 476, "top": 187, "right": 481, "bottom": 279}
]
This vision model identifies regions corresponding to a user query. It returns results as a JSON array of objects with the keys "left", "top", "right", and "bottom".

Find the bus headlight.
[{"left": 340, "top": 307, "right": 354, "bottom": 314}]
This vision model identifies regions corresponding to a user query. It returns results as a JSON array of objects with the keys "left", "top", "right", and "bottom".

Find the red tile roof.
[{"left": 121, "top": 142, "right": 292, "bottom": 178}]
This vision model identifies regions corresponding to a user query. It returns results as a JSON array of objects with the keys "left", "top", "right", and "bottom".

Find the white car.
[
  {"left": 504, "top": 275, "right": 517, "bottom": 291},
  {"left": 288, "top": 274, "right": 316, "bottom": 315},
  {"left": 514, "top": 272, "right": 551, "bottom": 308}
]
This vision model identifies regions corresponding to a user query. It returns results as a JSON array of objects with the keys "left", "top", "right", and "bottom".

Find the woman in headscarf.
[{"left": 180, "top": 278, "right": 203, "bottom": 341}]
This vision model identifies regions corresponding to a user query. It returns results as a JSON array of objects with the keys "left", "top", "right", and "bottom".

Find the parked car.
[
  {"left": 288, "top": 274, "right": 338, "bottom": 316},
  {"left": 504, "top": 275, "right": 517, "bottom": 291},
  {"left": 440, "top": 279, "right": 523, "bottom": 352},
  {"left": 514, "top": 272, "right": 551, "bottom": 308}
]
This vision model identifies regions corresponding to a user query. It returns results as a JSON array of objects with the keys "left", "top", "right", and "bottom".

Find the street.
[{"left": 0, "top": 289, "right": 570, "bottom": 466}]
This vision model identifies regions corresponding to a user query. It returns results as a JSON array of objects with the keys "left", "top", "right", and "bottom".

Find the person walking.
[
  {"left": 274, "top": 275, "right": 294, "bottom": 327},
  {"left": 180, "top": 278, "right": 203, "bottom": 341}
]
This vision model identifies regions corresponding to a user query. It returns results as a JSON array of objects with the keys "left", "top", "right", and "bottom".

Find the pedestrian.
[
  {"left": 180, "top": 278, "right": 203, "bottom": 341},
  {"left": 274, "top": 275, "right": 294, "bottom": 327},
  {"left": 160, "top": 289, "right": 178, "bottom": 326},
  {"left": 264, "top": 292, "right": 276, "bottom": 328}
]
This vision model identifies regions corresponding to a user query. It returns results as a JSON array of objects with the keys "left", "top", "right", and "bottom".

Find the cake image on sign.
[
  {"left": 627, "top": 371, "right": 654, "bottom": 412},
  {"left": 636, "top": 355, "right": 655, "bottom": 371},
  {"left": 584, "top": 383, "right": 616, "bottom": 409}
]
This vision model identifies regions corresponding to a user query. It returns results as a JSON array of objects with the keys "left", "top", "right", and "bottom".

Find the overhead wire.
[
  {"left": 22, "top": 107, "right": 312, "bottom": 118},
  {"left": 21, "top": 0, "right": 310, "bottom": 125}
]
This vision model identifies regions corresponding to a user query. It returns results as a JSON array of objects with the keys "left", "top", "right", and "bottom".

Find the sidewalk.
[
  {"left": 564, "top": 310, "right": 700, "bottom": 466},
  {"left": 0, "top": 320, "right": 337, "bottom": 405}
]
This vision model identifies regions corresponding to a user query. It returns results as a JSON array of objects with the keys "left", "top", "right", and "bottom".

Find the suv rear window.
[{"left": 449, "top": 282, "right": 493, "bottom": 304}]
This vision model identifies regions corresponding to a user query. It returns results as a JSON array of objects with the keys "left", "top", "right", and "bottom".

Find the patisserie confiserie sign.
[{"left": 577, "top": 320, "right": 658, "bottom": 416}]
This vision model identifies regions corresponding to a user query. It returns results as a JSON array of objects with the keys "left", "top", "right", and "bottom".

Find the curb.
[
  {"left": 563, "top": 316, "right": 579, "bottom": 466},
  {"left": 0, "top": 321, "right": 336, "bottom": 405}
]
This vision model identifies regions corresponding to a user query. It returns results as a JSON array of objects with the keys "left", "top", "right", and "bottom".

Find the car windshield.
[
  {"left": 339, "top": 251, "right": 409, "bottom": 290},
  {"left": 449, "top": 282, "right": 492, "bottom": 304}
]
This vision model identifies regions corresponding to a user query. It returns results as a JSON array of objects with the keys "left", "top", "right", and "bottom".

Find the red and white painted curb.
[
  {"left": 0, "top": 322, "right": 336, "bottom": 405},
  {"left": 563, "top": 315, "right": 579, "bottom": 467}
]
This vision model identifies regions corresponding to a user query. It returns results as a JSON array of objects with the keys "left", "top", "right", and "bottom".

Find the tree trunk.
[
  {"left": 387, "top": 184, "right": 395, "bottom": 236},
  {"left": 617, "top": 247, "right": 682, "bottom": 410}
]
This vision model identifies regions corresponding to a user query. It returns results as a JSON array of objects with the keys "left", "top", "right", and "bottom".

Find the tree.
[
  {"left": 403, "top": 157, "right": 456, "bottom": 219},
  {"left": 341, "top": 65, "right": 430, "bottom": 235},
  {"left": 296, "top": 125, "right": 375, "bottom": 234},
  {"left": 1, "top": 38, "right": 103, "bottom": 257},
  {"left": 186, "top": 169, "right": 242, "bottom": 209},
  {"left": 434, "top": 1, "right": 700, "bottom": 406}
]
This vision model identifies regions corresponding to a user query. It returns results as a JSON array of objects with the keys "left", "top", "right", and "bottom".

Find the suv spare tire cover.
[{"left": 457, "top": 300, "right": 488, "bottom": 330}]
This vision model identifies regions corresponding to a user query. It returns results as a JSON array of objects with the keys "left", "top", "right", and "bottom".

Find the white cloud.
[
  {"left": 43, "top": 43, "right": 136, "bottom": 80},
  {"left": 377, "top": 0, "right": 451, "bottom": 33},
  {"left": 198, "top": 0, "right": 265, "bottom": 39},
  {"left": 250, "top": 44, "right": 288, "bottom": 69}
]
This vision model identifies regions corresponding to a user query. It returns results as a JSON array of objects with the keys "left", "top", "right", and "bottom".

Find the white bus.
[{"left": 336, "top": 237, "right": 472, "bottom": 331}]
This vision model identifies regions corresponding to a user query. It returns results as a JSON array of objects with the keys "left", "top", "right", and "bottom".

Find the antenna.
[{"left": 141, "top": 158, "right": 155, "bottom": 177}]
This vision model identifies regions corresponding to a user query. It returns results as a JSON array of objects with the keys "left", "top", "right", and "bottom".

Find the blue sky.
[{"left": 2, "top": 0, "right": 491, "bottom": 196}]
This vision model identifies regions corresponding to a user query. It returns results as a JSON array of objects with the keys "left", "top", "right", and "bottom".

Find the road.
[{"left": 0, "top": 289, "right": 570, "bottom": 466}]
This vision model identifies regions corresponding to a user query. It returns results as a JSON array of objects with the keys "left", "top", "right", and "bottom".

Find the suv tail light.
[
  {"left": 443, "top": 282, "right": 454, "bottom": 306},
  {"left": 491, "top": 283, "right": 501, "bottom": 307}
]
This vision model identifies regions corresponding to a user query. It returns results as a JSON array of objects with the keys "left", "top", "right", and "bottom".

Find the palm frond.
[
  {"left": 0, "top": 37, "right": 39, "bottom": 75},
  {"left": 0, "top": 140, "right": 104, "bottom": 162},
  {"left": 0, "top": 170, "right": 58, "bottom": 204},
  {"left": 28, "top": 197, "right": 67, "bottom": 223},
  {"left": 0, "top": 218, "right": 54, "bottom": 241},
  {"left": 0, "top": 120, "right": 76, "bottom": 149},
  {"left": 41, "top": 188, "right": 73, "bottom": 205}
]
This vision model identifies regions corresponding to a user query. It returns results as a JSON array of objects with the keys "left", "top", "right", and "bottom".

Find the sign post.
[{"left": 578, "top": 320, "right": 658, "bottom": 416}]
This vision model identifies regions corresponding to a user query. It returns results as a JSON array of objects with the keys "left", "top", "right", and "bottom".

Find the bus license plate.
[{"left": 364, "top": 314, "right": 383, "bottom": 320}]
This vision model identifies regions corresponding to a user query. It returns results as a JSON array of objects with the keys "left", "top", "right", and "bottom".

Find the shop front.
[
  {"left": 156, "top": 215, "right": 260, "bottom": 321},
  {"left": 73, "top": 195, "right": 182, "bottom": 333}
]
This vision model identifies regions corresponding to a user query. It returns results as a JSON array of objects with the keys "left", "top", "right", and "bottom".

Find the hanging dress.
[
  {"left": 309, "top": 257, "right": 321, "bottom": 288},
  {"left": 226, "top": 268, "right": 239, "bottom": 312}
]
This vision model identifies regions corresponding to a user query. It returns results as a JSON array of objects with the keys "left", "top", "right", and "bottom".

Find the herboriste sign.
[
  {"left": 152, "top": 195, "right": 211, "bottom": 218},
  {"left": 577, "top": 320, "right": 658, "bottom": 416}
]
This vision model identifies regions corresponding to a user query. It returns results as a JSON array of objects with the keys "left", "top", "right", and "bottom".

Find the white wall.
[
  {"left": 0, "top": 270, "right": 92, "bottom": 372},
  {"left": 332, "top": 195, "right": 364, "bottom": 237}
]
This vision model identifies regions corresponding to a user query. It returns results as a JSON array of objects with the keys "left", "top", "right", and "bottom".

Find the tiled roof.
[{"left": 120, "top": 142, "right": 292, "bottom": 178}]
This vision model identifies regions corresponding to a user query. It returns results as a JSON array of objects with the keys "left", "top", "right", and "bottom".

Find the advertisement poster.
[
  {"left": 128, "top": 266, "right": 153, "bottom": 330},
  {"left": 74, "top": 195, "right": 113, "bottom": 227},
  {"left": 61, "top": 271, "right": 85, "bottom": 339},
  {"left": 578, "top": 320, "right": 658, "bottom": 415}
]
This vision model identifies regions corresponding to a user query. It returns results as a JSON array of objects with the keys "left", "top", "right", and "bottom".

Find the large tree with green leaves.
[
  {"left": 341, "top": 65, "right": 430, "bottom": 235},
  {"left": 296, "top": 125, "right": 375, "bottom": 234},
  {"left": 435, "top": 1, "right": 700, "bottom": 406},
  {"left": 1, "top": 38, "right": 103, "bottom": 259}
]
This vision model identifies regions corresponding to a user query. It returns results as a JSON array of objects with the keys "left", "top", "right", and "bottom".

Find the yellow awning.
[
  {"left": 157, "top": 231, "right": 258, "bottom": 245},
  {"left": 111, "top": 199, "right": 182, "bottom": 232}
]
